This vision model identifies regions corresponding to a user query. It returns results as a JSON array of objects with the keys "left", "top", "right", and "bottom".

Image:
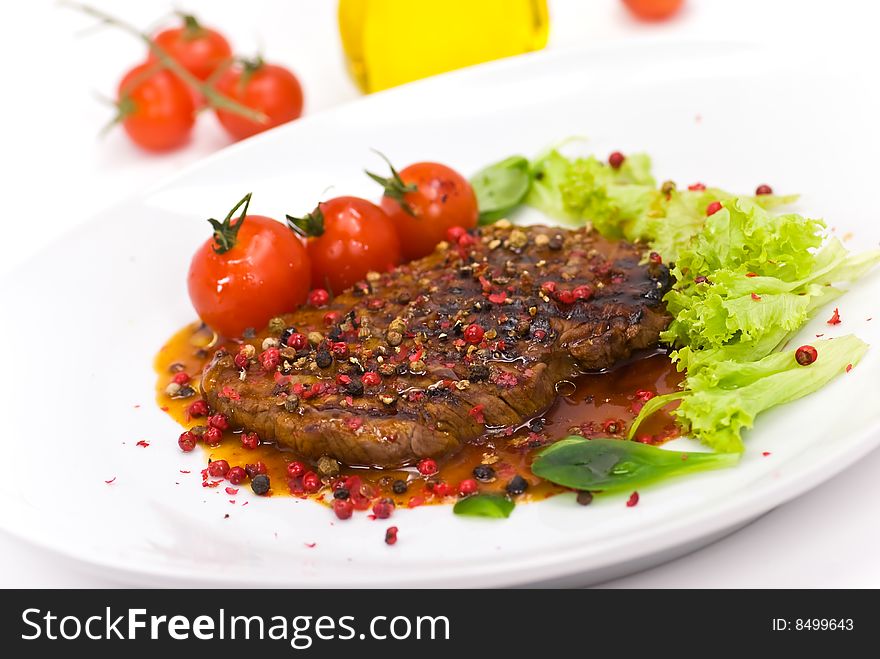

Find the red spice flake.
[
  {"left": 447, "top": 226, "right": 467, "bottom": 243},
  {"left": 458, "top": 478, "right": 478, "bottom": 495},
  {"left": 468, "top": 404, "right": 486, "bottom": 424},
  {"left": 407, "top": 497, "right": 425, "bottom": 509},
  {"left": 302, "top": 471, "right": 322, "bottom": 493},
  {"left": 493, "top": 372, "right": 518, "bottom": 388},
  {"left": 815, "top": 333, "right": 825, "bottom": 338},
  {"left": 225, "top": 487, "right": 239, "bottom": 495},
  {"left": 430, "top": 481, "right": 451, "bottom": 498},
  {"left": 202, "top": 479, "right": 223, "bottom": 488},
  {"left": 745, "top": 272, "right": 758, "bottom": 278},
  {"left": 464, "top": 324, "right": 485, "bottom": 344},
  {"left": 385, "top": 526, "right": 399, "bottom": 545},
  {"left": 259, "top": 347, "right": 281, "bottom": 371},
  {"left": 572, "top": 284, "right": 594, "bottom": 300},
  {"left": 135, "top": 440, "right": 150, "bottom": 448},
  {"left": 478, "top": 275, "right": 492, "bottom": 292},
  {"left": 626, "top": 491, "right": 640, "bottom": 507},
  {"left": 273, "top": 372, "right": 292, "bottom": 387},
  {"left": 533, "top": 329, "right": 547, "bottom": 340},
  {"left": 648, "top": 251, "right": 662, "bottom": 265},
  {"left": 241, "top": 432, "right": 261, "bottom": 450},
  {"left": 827, "top": 308, "right": 841, "bottom": 325},
  {"left": 488, "top": 292, "right": 508, "bottom": 304},
  {"left": 333, "top": 499, "right": 354, "bottom": 520},
  {"left": 336, "top": 373, "right": 352, "bottom": 386},
  {"left": 160, "top": 406, "right": 169, "bottom": 412},
  {"left": 417, "top": 458, "right": 438, "bottom": 476},
  {"left": 608, "top": 151, "right": 625, "bottom": 169},
  {"left": 602, "top": 419, "right": 623, "bottom": 435},
  {"left": 688, "top": 182, "right": 706, "bottom": 191},
  {"left": 795, "top": 344, "right": 818, "bottom": 366},
  {"left": 346, "top": 416, "right": 364, "bottom": 431},
  {"left": 233, "top": 351, "right": 249, "bottom": 369},
  {"left": 408, "top": 347, "right": 425, "bottom": 362},
  {"left": 187, "top": 399, "right": 209, "bottom": 418},
  {"left": 104, "top": 477, "right": 116, "bottom": 485},
  {"left": 362, "top": 371, "right": 381, "bottom": 387},
  {"left": 179, "top": 470, "right": 191, "bottom": 474},
  {"left": 751, "top": 293, "right": 762, "bottom": 301},
  {"left": 307, "top": 288, "right": 330, "bottom": 307},
  {"left": 219, "top": 386, "right": 240, "bottom": 401},
  {"left": 846, "top": 363, "right": 853, "bottom": 373},
  {"left": 331, "top": 342, "right": 349, "bottom": 358},
  {"left": 634, "top": 389, "right": 655, "bottom": 401},
  {"left": 304, "top": 542, "right": 317, "bottom": 548},
  {"left": 208, "top": 413, "right": 229, "bottom": 431},
  {"left": 372, "top": 499, "right": 395, "bottom": 519},
  {"left": 706, "top": 201, "right": 723, "bottom": 216}
]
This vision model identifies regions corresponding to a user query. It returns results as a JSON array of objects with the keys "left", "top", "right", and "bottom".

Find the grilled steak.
[{"left": 201, "top": 223, "right": 671, "bottom": 467}]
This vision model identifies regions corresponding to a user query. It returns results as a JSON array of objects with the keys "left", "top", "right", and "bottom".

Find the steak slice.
[{"left": 201, "top": 223, "right": 671, "bottom": 467}]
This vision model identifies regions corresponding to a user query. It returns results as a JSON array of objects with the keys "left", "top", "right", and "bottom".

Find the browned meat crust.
[{"left": 201, "top": 223, "right": 671, "bottom": 467}]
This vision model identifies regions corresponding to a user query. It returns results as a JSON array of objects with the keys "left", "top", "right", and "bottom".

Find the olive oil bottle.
[{"left": 338, "top": 0, "right": 550, "bottom": 92}]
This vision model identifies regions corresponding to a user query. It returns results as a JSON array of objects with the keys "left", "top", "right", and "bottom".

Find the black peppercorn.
[
  {"left": 468, "top": 364, "right": 490, "bottom": 382},
  {"left": 576, "top": 491, "right": 594, "bottom": 506},
  {"left": 346, "top": 378, "right": 365, "bottom": 396},
  {"left": 473, "top": 464, "right": 496, "bottom": 482},
  {"left": 548, "top": 235, "right": 563, "bottom": 250},
  {"left": 392, "top": 479, "right": 408, "bottom": 495},
  {"left": 506, "top": 475, "right": 528, "bottom": 495},
  {"left": 242, "top": 327, "right": 256, "bottom": 339},
  {"left": 528, "top": 417, "right": 545, "bottom": 432},
  {"left": 315, "top": 350, "right": 332, "bottom": 369},
  {"left": 333, "top": 488, "right": 350, "bottom": 500},
  {"left": 251, "top": 474, "right": 270, "bottom": 496}
]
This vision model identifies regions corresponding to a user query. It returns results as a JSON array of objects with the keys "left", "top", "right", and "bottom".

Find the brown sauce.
[{"left": 155, "top": 322, "right": 683, "bottom": 507}]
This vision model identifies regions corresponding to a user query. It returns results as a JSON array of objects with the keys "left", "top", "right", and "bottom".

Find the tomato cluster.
[
  {"left": 116, "top": 13, "right": 302, "bottom": 152},
  {"left": 188, "top": 159, "right": 478, "bottom": 338}
]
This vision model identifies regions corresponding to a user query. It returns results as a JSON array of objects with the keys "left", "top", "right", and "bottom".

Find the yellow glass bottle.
[{"left": 338, "top": 0, "right": 550, "bottom": 93}]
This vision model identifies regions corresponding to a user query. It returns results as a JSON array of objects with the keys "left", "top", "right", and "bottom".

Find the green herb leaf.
[
  {"left": 453, "top": 494, "right": 515, "bottom": 518},
  {"left": 532, "top": 437, "right": 739, "bottom": 494},
  {"left": 471, "top": 155, "right": 531, "bottom": 224}
]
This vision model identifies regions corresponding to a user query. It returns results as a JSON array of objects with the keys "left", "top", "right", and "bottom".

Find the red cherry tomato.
[
  {"left": 188, "top": 194, "right": 311, "bottom": 337},
  {"left": 370, "top": 159, "right": 478, "bottom": 261},
  {"left": 150, "top": 14, "right": 232, "bottom": 81},
  {"left": 213, "top": 59, "right": 304, "bottom": 141},
  {"left": 622, "top": 0, "right": 684, "bottom": 21},
  {"left": 287, "top": 196, "right": 402, "bottom": 294},
  {"left": 117, "top": 62, "right": 195, "bottom": 152}
]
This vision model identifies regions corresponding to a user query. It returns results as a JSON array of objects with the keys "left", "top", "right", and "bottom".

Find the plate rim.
[{"left": 2, "top": 38, "right": 879, "bottom": 587}]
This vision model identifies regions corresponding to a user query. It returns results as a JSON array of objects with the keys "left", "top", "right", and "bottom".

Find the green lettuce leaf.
[{"left": 672, "top": 336, "right": 867, "bottom": 453}]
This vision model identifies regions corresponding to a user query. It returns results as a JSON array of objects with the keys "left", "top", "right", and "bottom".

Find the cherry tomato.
[
  {"left": 622, "top": 0, "right": 684, "bottom": 21},
  {"left": 117, "top": 62, "right": 195, "bottom": 152},
  {"left": 213, "top": 59, "right": 304, "bottom": 141},
  {"left": 369, "top": 159, "right": 478, "bottom": 261},
  {"left": 188, "top": 194, "right": 311, "bottom": 337},
  {"left": 150, "top": 14, "right": 232, "bottom": 81},
  {"left": 287, "top": 196, "right": 401, "bottom": 294}
]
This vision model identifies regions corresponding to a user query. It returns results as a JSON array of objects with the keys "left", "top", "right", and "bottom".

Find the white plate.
[{"left": 3, "top": 40, "right": 880, "bottom": 588}]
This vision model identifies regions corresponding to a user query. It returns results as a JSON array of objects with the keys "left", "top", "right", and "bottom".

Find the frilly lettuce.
[{"left": 472, "top": 146, "right": 879, "bottom": 454}]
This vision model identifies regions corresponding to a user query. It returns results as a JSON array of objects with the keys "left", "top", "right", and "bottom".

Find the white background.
[{"left": 2, "top": 0, "right": 879, "bottom": 588}]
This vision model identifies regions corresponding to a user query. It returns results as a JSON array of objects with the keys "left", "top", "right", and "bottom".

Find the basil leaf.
[
  {"left": 453, "top": 494, "right": 515, "bottom": 518},
  {"left": 531, "top": 437, "right": 739, "bottom": 494},
  {"left": 471, "top": 155, "right": 531, "bottom": 225}
]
